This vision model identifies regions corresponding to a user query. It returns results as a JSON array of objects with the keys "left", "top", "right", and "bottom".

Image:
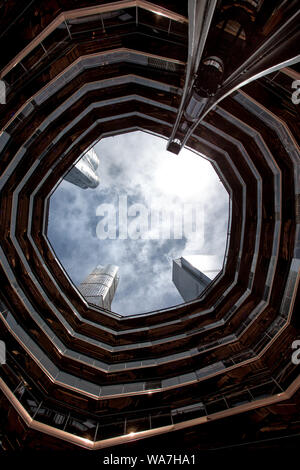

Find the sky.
[{"left": 48, "top": 131, "right": 229, "bottom": 315}]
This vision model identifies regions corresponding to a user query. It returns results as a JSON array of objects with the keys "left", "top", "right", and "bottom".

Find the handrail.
[{"left": 0, "top": 0, "right": 188, "bottom": 80}]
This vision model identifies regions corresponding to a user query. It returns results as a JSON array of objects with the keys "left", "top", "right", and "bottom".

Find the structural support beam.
[
  {"left": 167, "top": 0, "right": 217, "bottom": 154},
  {"left": 168, "top": 0, "right": 300, "bottom": 154}
]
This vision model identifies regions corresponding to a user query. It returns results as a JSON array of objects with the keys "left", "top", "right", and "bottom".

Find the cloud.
[{"left": 48, "top": 131, "right": 228, "bottom": 315}]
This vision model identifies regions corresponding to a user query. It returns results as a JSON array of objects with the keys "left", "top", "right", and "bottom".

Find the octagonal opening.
[{"left": 48, "top": 131, "right": 229, "bottom": 315}]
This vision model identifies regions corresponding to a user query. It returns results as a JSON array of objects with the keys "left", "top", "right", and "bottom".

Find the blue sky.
[{"left": 48, "top": 131, "right": 229, "bottom": 315}]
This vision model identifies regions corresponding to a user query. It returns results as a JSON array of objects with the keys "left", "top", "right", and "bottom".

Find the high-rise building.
[
  {"left": 78, "top": 265, "right": 119, "bottom": 310},
  {"left": 0, "top": 0, "right": 299, "bottom": 455},
  {"left": 172, "top": 257, "right": 211, "bottom": 301},
  {"left": 64, "top": 148, "right": 100, "bottom": 189}
]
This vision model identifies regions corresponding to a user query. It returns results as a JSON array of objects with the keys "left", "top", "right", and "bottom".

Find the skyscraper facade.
[
  {"left": 64, "top": 148, "right": 100, "bottom": 189},
  {"left": 78, "top": 265, "right": 119, "bottom": 310},
  {"left": 172, "top": 257, "right": 211, "bottom": 301}
]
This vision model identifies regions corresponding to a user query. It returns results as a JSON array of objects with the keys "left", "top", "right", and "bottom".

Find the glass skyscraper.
[
  {"left": 64, "top": 148, "right": 100, "bottom": 189},
  {"left": 78, "top": 265, "right": 119, "bottom": 310},
  {"left": 172, "top": 257, "right": 211, "bottom": 301}
]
